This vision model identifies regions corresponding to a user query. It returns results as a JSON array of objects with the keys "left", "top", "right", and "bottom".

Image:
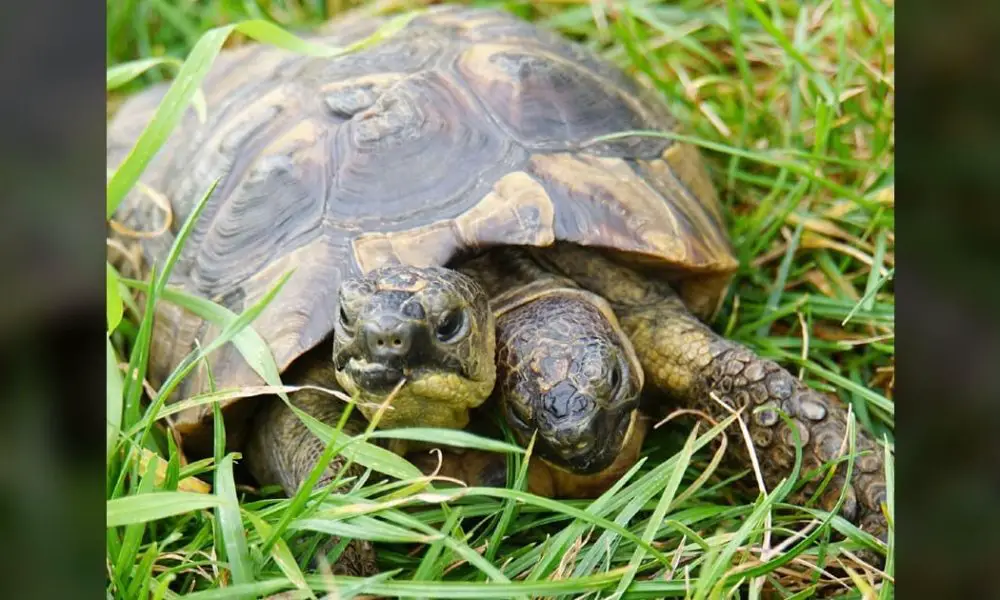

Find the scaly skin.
[
  {"left": 244, "top": 354, "right": 379, "bottom": 576},
  {"left": 538, "top": 243, "right": 889, "bottom": 542}
]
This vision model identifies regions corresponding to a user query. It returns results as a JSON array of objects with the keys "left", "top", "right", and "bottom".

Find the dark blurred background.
[
  {"left": 0, "top": 0, "right": 996, "bottom": 597},
  {"left": 0, "top": 0, "right": 107, "bottom": 598},
  {"left": 896, "top": 0, "right": 1000, "bottom": 597}
]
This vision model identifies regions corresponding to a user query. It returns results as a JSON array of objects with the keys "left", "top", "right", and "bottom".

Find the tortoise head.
[
  {"left": 333, "top": 265, "right": 496, "bottom": 430},
  {"left": 496, "top": 291, "right": 643, "bottom": 475}
]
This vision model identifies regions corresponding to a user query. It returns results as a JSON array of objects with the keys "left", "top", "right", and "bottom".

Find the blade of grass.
[
  {"left": 149, "top": 177, "right": 218, "bottom": 297},
  {"left": 694, "top": 487, "right": 783, "bottom": 599},
  {"left": 107, "top": 57, "right": 184, "bottom": 89},
  {"left": 410, "top": 506, "right": 464, "bottom": 591},
  {"left": 113, "top": 449, "right": 159, "bottom": 576},
  {"left": 120, "top": 262, "right": 158, "bottom": 434},
  {"left": 484, "top": 436, "right": 535, "bottom": 564},
  {"left": 107, "top": 492, "right": 224, "bottom": 527},
  {"left": 532, "top": 458, "right": 647, "bottom": 581},
  {"left": 136, "top": 384, "right": 324, "bottom": 434},
  {"left": 756, "top": 220, "right": 805, "bottom": 337},
  {"left": 112, "top": 173, "right": 218, "bottom": 470},
  {"left": 181, "top": 580, "right": 293, "bottom": 599},
  {"left": 431, "top": 487, "right": 672, "bottom": 568},
  {"left": 785, "top": 356, "right": 894, "bottom": 418},
  {"left": 111, "top": 267, "right": 295, "bottom": 513},
  {"left": 291, "top": 406, "right": 422, "bottom": 481},
  {"left": 844, "top": 267, "right": 894, "bottom": 326},
  {"left": 367, "top": 428, "right": 525, "bottom": 455},
  {"left": 149, "top": 269, "right": 294, "bottom": 436},
  {"left": 878, "top": 435, "right": 895, "bottom": 600},
  {"left": 301, "top": 571, "right": 685, "bottom": 598},
  {"left": 372, "top": 506, "right": 519, "bottom": 588},
  {"left": 723, "top": 416, "right": 863, "bottom": 584},
  {"left": 125, "top": 541, "right": 159, "bottom": 600},
  {"left": 259, "top": 400, "right": 368, "bottom": 556},
  {"left": 334, "top": 570, "right": 407, "bottom": 600},
  {"left": 215, "top": 454, "right": 254, "bottom": 591},
  {"left": 210, "top": 370, "right": 227, "bottom": 584},
  {"left": 107, "top": 56, "right": 208, "bottom": 122},
  {"left": 121, "top": 279, "right": 286, "bottom": 398},
  {"left": 107, "top": 338, "right": 125, "bottom": 457},
  {"left": 164, "top": 433, "right": 181, "bottom": 491},
  {"left": 611, "top": 426, "right": 699, "bottom": 599},
  {"left": 698, "top": 407, "right": 807, "bottom": 599},
  {"left": 291, "top": 515, "right": 437, "bottom": 544},
  {"left": 107, "top": 262, "right": 124, "bottom": 332},
  {"left": 742, "top": 0, "right": 819, "bottom": 78},
  {"left": 569, "top": 413, "right": 739, "bottom": 579}
]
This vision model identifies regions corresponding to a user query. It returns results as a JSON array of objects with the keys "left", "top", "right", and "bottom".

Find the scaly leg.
[{"left": 621, "top": 296, "right": 888, "bottom": 538}]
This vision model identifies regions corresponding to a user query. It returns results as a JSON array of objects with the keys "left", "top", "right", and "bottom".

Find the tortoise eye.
[
  {"left": 609, "top": 362, "right": 623, "bottom": 394},
  {"left": 436, "top": 309, "right": 467, "bottom": 343},
  {"left": 339, "top": 304, "right": 354, "bottom": 330}
]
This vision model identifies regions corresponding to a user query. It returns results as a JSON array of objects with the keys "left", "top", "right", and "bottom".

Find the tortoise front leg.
[
  {"left": 244, "top": 360, "right": 378, "bottom": 577},
  {"left": 618, "top": 297, "right": 888, "bottom": 540}
]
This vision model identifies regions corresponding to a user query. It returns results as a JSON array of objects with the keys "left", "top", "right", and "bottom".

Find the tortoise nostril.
[{"left": 363, "top": 317, "right": 419, "bottom": 359}]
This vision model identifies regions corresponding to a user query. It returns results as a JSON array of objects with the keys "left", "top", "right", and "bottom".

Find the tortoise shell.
[{"left": 107, "top": 5, "right": 737, "bottom": 438}]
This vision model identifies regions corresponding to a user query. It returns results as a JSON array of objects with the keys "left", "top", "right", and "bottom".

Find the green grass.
[{"left": 106, "top": 0, "right": 894, "bottom": 597}]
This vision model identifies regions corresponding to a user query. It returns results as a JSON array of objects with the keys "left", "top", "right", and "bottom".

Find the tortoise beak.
[
  {"left": 334, "top": 290, "right": 437, "bottom": 391},
  {"left": 345, "top": 359, "right": 406, "bottom": 394},
  {"left": 538, "top": 406, "right": 635, "bottom": 474}
]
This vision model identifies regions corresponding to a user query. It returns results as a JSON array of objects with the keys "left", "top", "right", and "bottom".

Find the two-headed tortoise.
[{"left": 108, "top": 4, "right": 889, "bottom": 576}]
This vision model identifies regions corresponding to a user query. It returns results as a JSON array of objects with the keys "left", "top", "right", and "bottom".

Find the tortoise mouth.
[
  {"left": 552, "top": 448, "right": 613, "bottom": 475},
  {"left": 342, "top": 358, "right": 406, "bottom": 394},
  {"left": 544, "top": 409, "right": 639, "bottom": 475},
  {"left": 503, "top": 397, "right": 637, "bottom": 475},
  {"left": 542, "top": 413, "right": 633, "bottom": 475}
]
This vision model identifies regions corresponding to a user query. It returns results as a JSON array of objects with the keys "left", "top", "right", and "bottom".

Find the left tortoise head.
[{"left": 333, "top": 265, "right": 496, "bottom": 430}]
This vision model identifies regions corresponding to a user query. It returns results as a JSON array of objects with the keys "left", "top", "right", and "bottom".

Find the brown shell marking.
[
  {"left": 646, "top": 142, "right": 728, "bottom": 236},
  {"left": 457, "top": 43, "right": 670, "bottom": 156},
  {"left": 351, "top": 171, "right": 555, "bottom": 272},
  {"left": 634, "top": 143, "right": 737, "bottom": 318},
  {"left": 320, "top": 73, "right": 406, "bottom": 119},
  {"left": 527, "top": 152, "right": 734, "bottom": 273}
]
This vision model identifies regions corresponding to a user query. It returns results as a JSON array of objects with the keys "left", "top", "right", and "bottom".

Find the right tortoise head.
[{"left": 494, "top": 290, "right": 645, "bottom": 477}]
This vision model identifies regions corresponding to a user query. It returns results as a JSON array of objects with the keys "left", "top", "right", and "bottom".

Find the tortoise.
[{"left": 107, "top": 4, "right": 889, "bottom": 576}]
